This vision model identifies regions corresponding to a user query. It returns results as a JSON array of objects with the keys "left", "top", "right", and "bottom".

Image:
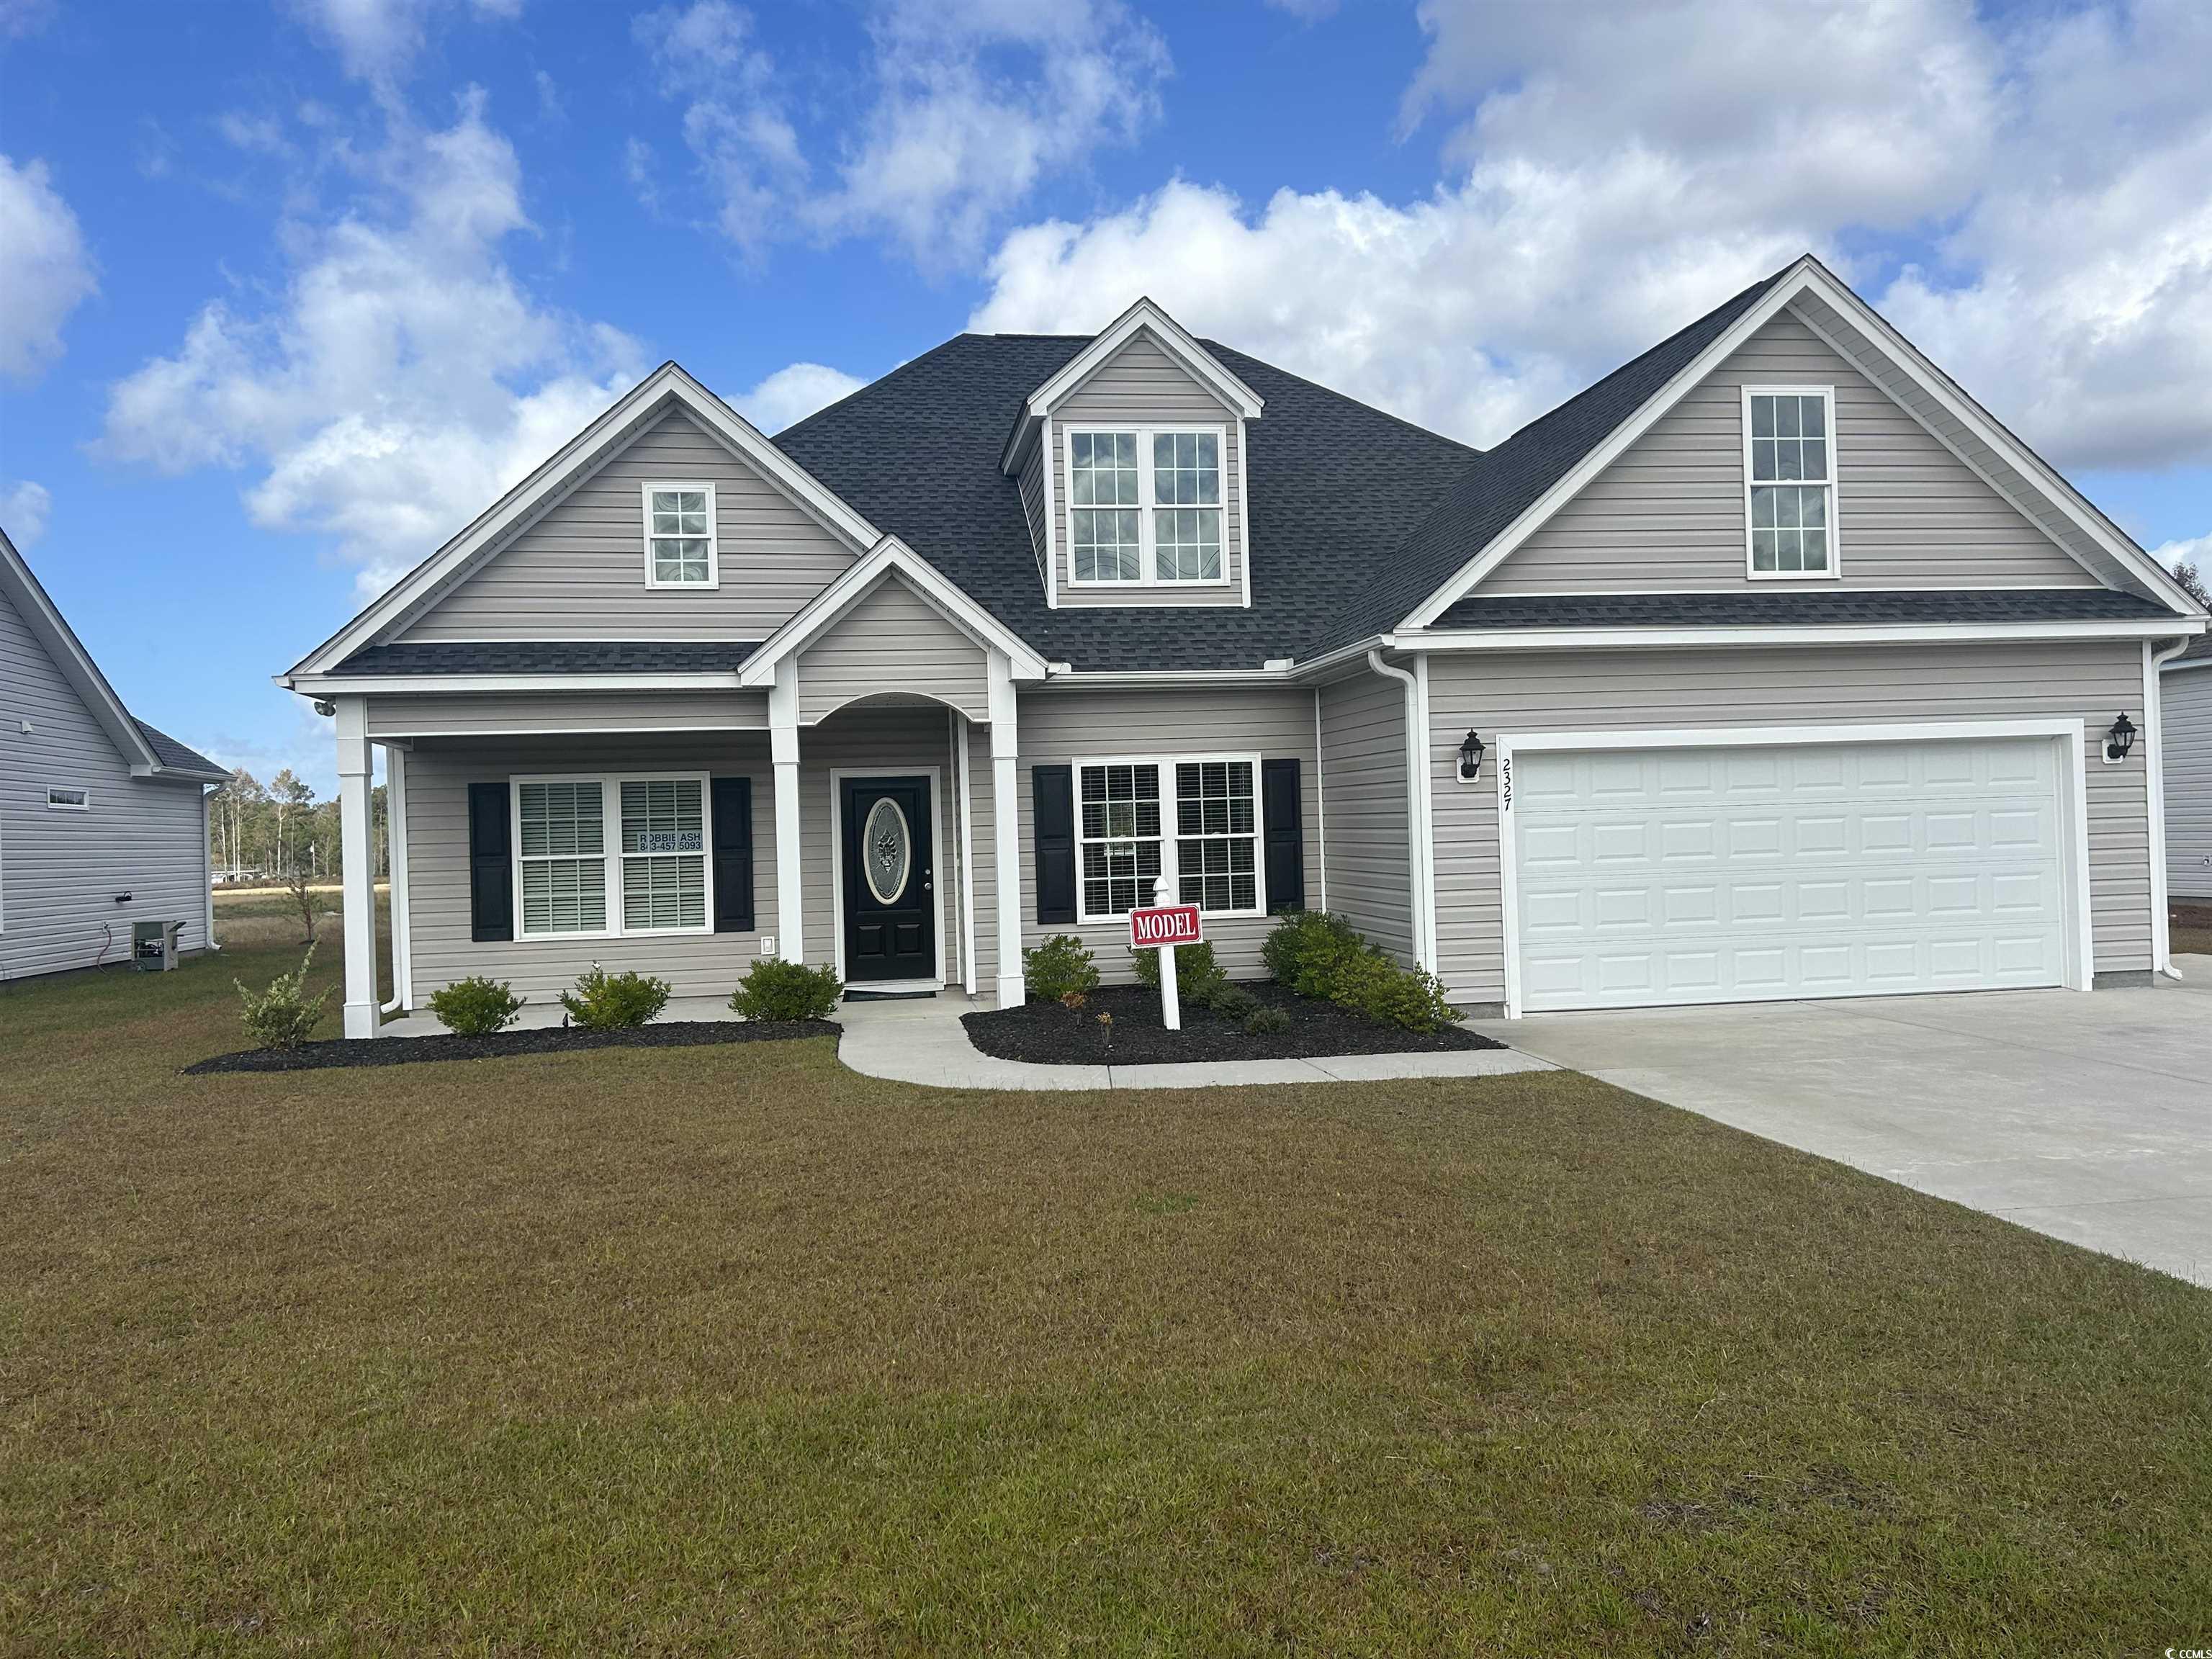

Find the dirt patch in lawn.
[
  {"left": 186, "top": 1019, "right": 838, "bottom": 1074},
  {"left": 2171, "top": 901, "right": 2212, "bottom": 957},
  {"left": 963, "top": 981, "right": 1501, "bottom": 1066}
]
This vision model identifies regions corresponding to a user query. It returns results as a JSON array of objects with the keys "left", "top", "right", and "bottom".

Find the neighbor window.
[
  {"left": 1744, "top": 389, "right": 1836, "bottom": 575},
  {"left": 46, "top": 786, "right": 89, "bottom": 810},
  {"left": 514, "top": 773, "right": 711, "bottom": 938},
  {"left": 1066, "top": 426, "right": 1227, "bottom": 585},
  {"left": 642, "top": 483, "right": 717, "bottom": 587},
  {"left": 1074, "top": 755, "right": 1261, "bottom": 922}
]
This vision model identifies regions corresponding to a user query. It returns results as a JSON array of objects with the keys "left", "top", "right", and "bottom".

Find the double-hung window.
[
  {"left": 514, "top": 773, "right": 711, "bottom": 938},
  {"left": 1743, "top": 388, "right": 1837, "bottom": 577},
  {"left": 642, "top": 482, "right": 717, "bottom": 588},
  {"left": 1066, "top": 426, "right": 1226, "bottom": 585},
  {"left": 1074, "top": 755, "right": 1261, "bottom": 922}
]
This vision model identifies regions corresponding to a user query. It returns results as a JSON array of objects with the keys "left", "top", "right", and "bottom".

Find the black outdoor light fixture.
[
  {"left": 2104, "top": 711, "right": 2138, "bottom": 763},
  {"left": 1458, "top": 729, "right": 1487, "bottom": 783}
]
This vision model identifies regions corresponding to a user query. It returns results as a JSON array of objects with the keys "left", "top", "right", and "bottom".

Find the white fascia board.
[
  {"left": 1400, "top": 257, "right": 2203, "bottom": 627},
  {"left": 282, "top": 672, "right": 750, "bottom": 694},
  {"left": 2164, "top": 655, "right": 2212, "bottom": 674},
  {"left": 1035, "top": 667, "right": 1295, "bottom": 688},
  {"left": 0, "top": 529, "right": 165, "bottom": 773},
  {"left": 737, "top": 536, "right": 1050, "bottom": 687},
  {"left": 1397, "top": 617, "right": 2206, "bottom": 653},
  {"left": 1025, "top": 299, "right": 1264, "bottom": 425},
  {"left": 292, "top": 363, "right": 880, "bottom": 678}
]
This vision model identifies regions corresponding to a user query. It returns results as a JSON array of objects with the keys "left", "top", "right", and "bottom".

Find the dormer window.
[
  {"left": 642, "top": 482, "right": 718, "bottom": 588},
  {"left": 1067, "top": 426, "right": 1226, "bottom": 585},
  {"left": 1743, "top": 389, "right": 1837, "bottom": 577}
]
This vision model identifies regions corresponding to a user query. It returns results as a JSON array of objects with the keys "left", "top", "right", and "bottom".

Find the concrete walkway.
[
  {"left": 1474, "top": 966, "right": 2212, "bottom": 1287},
  {"left": 835, "top": 994, "right": 1555, "bottom": 1092}
]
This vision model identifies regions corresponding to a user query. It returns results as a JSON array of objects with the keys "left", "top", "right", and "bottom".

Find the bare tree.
[{"left": 286, "top": 860, "right": 315, "bottom": 944}]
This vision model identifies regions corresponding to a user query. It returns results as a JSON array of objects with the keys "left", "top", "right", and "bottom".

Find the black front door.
[{"left": 841, "top": 775, "right": 935, "bottom": 983}]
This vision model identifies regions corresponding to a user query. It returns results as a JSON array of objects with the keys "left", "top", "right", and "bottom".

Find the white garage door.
[{"left": 1509, "top": 734, "right": 2071, "bottom": 1012}]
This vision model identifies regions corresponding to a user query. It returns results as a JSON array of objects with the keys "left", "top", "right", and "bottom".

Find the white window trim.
[
  {"left": 46, "top": 786, "right": 90, "bottom": 810},
  {"left": 1741, "top": 385, "right": 1842, "bottom": 582},
  {"left": 1071, "top": 751, "right": 1267, "bottom": 925},
  {"left": 639, "top": 481, "right": 720, "bottom": 590},
  {"left": 509, "top": 770, "right": 716, "bottom": 941},
  {"left": 1062, "top": 425, "right": 1233, "bottom": 590}
]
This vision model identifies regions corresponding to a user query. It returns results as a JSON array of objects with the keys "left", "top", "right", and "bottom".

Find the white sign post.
[{"left": 1129, "top": 879, "right": 1204, "bottom": 1033}]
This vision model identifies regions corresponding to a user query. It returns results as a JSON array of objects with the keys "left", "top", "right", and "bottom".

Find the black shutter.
[
  {"left": 711, "top": 775, "right": 755, "bottom": 932},
  {"left": 467, "top": 781, "right": 513, "bottom": 942},
  {"left": 1033, "top": 764, "right": 1076, "bottom": 925},
  {"left": 1262, "top": 757, "right": 1305, "bottom": 912}
]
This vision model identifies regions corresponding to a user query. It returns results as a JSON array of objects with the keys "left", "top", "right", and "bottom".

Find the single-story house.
[
  {"left": 2, "top": 528, "right": 228, "bottom": 981},
  {"left": 2162, "top": 633, "right": 2212, "bottom": 903},
  {"left": 278, "top": 256, "right": 2207, "bottom": 1038}
]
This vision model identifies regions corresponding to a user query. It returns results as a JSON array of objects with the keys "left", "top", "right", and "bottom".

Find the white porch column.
[
  {"left": 335, "top": 696, "right": 377, "bottom": 1038},
  {"left": 770, "top": 655, "right": 805, "bottom": 964},
  {"left": 989, "top": 649, "right": 1025, "bottom": 1007},
  {"left": 382, "top": 742, "right": 413, "bottom": 1012}
]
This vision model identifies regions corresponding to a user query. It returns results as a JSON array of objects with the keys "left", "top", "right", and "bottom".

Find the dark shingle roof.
[
  {"left": 773, "top": 335, "right": 1482, "bottom": 671},
  {"left": 2175, "top": 630, "right": 2212, "bottom": 664},
  {"left": 337, "top": 641, "right": 759, "bottom": 675},
  {"left": 132, "top": 719, "right": 225, "bottom": 776},
  {"left": 1431, "top": 589, "right": 2177, "bottom": 630}
]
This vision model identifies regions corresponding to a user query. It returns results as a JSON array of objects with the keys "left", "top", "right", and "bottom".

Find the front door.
[{"left": 840, "top": 775, "right": 935, "bottom": 984}]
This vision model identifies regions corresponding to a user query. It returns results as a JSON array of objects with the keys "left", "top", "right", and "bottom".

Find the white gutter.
[
  {"left": 1394, "top": 619, "right": 2206, "bottom": 653},
  {"left": 1365, "top": 649, "right": 1436, "bottom": 971},
  {"left": 2147, "top": 636, "right": 2193, "bottom": 979},
  {"left": 282, "top": 672, "right": 751, "bottom": 695}
]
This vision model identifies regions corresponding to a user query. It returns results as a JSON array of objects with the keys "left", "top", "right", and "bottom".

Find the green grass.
[{"left": 1, "top": 925, "right": 2208, "bottom": 1655}]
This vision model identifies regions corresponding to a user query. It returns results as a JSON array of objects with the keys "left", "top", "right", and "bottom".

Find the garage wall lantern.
[
  {"left": 2103, "top": 711, "right": 2137, "bottom": 765},
  {"left": 1457, "top": 729, "right": 1486, "bottom": 783}
]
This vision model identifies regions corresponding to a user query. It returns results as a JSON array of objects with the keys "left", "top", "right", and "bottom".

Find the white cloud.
[
  {"left": 288, "top": 0, "right": 526, "bottom": 94},
  {"left": 101, "top": 91, "right": 645, "bottom": 595},
  {"left": 0, "top": 155, "right": 95, "bottom": 382},
  {"left": 972, "top": 0, "right": 2212, "bottom": 472},
  {"left": 634, "top": 1, "right": 804, "bottom": 253},
  {"left": 2152, "top": 533, "right": 2210, "bottom": 574},
  {"left": 1, "top": 480, "right": 51, "bottom": 547},
  {"left": 734, "top": 362, "right": 865, "bottom": 433}
]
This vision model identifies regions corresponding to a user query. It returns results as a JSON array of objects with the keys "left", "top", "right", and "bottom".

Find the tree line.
[{"left": 207, "top": 768, "right": 387, "bottom": 885}]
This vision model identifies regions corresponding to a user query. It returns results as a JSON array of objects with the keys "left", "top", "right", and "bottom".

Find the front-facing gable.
[{"left": 796, "top": 570, "right": 989, "bottom": 724}]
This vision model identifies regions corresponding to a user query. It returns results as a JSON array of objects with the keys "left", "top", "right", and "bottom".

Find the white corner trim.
[
  {"left": 1237, "top": 417, "right": 1254, "bottom": 610},
  {"left": 1311, "top": 686, "right": 1328, "bottom": 912},
  {"left": 1364, "top": 649, "right": 1431, "bottom": 971},
  {"left": 2146, "top": 636, "right": 2190, "bottom": 975},
  {"left": 1042, "top": 415, "right": 1060, "bottom": 610}
]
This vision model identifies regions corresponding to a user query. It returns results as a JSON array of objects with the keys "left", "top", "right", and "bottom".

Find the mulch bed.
[
  {"left": 185, "top": 1020, "right": 839, "bottom": 1074},
  {"left": 963, "top": 981, "right": 1502, "bottom": 1068}
]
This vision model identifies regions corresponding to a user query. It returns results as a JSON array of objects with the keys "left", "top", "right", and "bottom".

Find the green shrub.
[
  {"left": 1207, "top": 983, "right": 1262, "bottom": 1022},
  {"left": 729, "top": 958, "right": 842, "bottom": 1022},
  {"left": 1262, "top": 909, "right": 1368, "bottom": 999},
  {"left": 1023, "top": 934, "right": 1100, "bottom": 1002},
  {"left": 1243, "top": 1004, "right": 1292, "bottom": 1036},
  {"left": 1130, "top": 938, "right": 1230, "bottom": 1007},
  {"left": 428, "top": 976, "right": 525, "bottom": 1036},
  {"left": 1328, "top": 951, "right": 1464, "bottom": 1034},
  {"left": 234, "top": 943, "right": 331, "bottom": 1051},
  {"left": 559, "top": 965, "right": 672, "bottom": 1030}
]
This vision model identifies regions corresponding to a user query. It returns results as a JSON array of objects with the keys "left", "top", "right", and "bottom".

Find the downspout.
[
  {"left": 1366, "top": 649, "right": 1434, "bottom": 970},
  {"left": 379, "top": 744, "right": 413, "bottom": 1014},
  {"left": 2147, "top": 636, "right": 2193, "bottom": 979}
]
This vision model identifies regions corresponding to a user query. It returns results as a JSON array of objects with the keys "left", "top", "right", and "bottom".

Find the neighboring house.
[
  {"left": 2162, "top": 633, "right": 2212, "bottom": 903},
  {"left": 1, "top": 529, "right": 228, "bottom": 981},
  {"left": 279, "top": 256, "right": 2207, "bottom": 1039}
]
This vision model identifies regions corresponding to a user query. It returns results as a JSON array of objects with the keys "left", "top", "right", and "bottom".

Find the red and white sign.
[{"left": 1129, "top": 904, "right": 1202, "bottom": 948}]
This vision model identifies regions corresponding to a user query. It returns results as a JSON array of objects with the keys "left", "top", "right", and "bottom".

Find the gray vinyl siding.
[
  {"left": 1315, "top": 670, "right": 1415, "bottom": 963},
  {"left": 1486, "top": 308, "right": 2098, "bottom": 593},
  {"left": 1007, "top": 687, "right": 1320, "bottom": 986},
  {"left": 1051, "top": 331, "right": 1246, "bottom": 608},
  {"left": 402, "top": 410, "right": 857, "bottom": 642},
  {"left": 368, "top": 691, "right": 766, "bottom": 737},
  {"left": 2164, "top": 665, "right": 2212, "bottom": 901},
  {"left": 0, "top": 584, "right": 210, "bottom": 981},
  {"left": 797, "top": 575, "right": 988, "bottom": 724},
  {"left": 402, "top": 733, "right": 777, "bottom": 1004},
  {"left": 1018, "top": 440, "right": 1048, "bottom": 583},
  {"left": 1425, "top": 640, "right": 2155, "bottom": 1004}
]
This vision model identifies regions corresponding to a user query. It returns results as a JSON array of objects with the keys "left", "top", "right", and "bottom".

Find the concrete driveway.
[{"left": 1474, "top": 962, "right": 2212, "bottom": 1287}]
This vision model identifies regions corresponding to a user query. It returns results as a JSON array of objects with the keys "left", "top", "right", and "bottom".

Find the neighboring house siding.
[
  {"left": 401, "top": 732, "right": 778, "bottom": 1003},
  {"left": 796, "top": 575, "right": 989, "bottom": 724},
  {"left": 2164, "top": 665, "right": 2212, "bottom": 902},
  {"left": 1051, "top": 330, "right": 1246, "bottom": 608},
  {"left": 1018, "top": 440, "right": 1048, "bottom": 582},
  {"left": 1315, "top": 670, "right": 1415, "bottom": 963},
  {"left": 1485, "top": 307, "right": 2098, "bottom": 593},
  {"left": 1424, "top": 639, "right": 2154, "bottom": 1003},
  {"left": 402, "top": 410, "right": 857, "bottom": 642},
  {"left": 0, "top": 585, "right": 209, "bottom": 980},
  {"left": 368, "top": 691, "right": 767, "bottom": 737}
]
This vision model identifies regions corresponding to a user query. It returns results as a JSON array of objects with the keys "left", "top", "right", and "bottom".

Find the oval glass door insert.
[{"left": 863, "top": 796, "right": 911, "bottom": 904}]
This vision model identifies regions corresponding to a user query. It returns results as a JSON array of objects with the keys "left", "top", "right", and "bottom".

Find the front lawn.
[{"left": 2, "top": 928, "right": 2207, "bottom": 1654}]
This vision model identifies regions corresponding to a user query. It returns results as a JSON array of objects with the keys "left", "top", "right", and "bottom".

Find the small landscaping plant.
[
  {"left": 1130, "top": 938, "right": 1231, "bottom": 1007},
  {"left": 1262, "top": 909, "right": 1367, "bottom": 999},
  {"left": 729, "top": 958, "right": 842, "bottom": 1022},
  {"left": 560, "top": 965, "right": 672, "bottom": 1030},
  {"left": 234, "top": 942, "right": 331, "bottom": 1051},
  {"left": 428, "top": 976, "right": 525, "bottom": 1036},
  {"left": 1243, "top": 1004, "right": 1292, "bottom": 1036},
  {"left": 1328, "top": 950, "right": 1463, "bottom": 1034},
  {"left": 1023, "top": 934, "right": 1100, "bottom": 1002}
]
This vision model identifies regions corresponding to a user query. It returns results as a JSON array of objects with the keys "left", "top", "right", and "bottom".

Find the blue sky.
[{"left": 2, "top": 0, "right": 2207, "bottom": 793}]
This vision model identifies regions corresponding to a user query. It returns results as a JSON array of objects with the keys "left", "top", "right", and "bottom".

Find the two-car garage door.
[{"left": 1507, "top": 733, "right": 2074, "bottom": 1013}]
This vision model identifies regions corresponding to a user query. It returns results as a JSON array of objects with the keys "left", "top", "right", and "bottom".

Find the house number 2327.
[{"left": 1499, "top": 755, "right": 1512, "bottom": 812}]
